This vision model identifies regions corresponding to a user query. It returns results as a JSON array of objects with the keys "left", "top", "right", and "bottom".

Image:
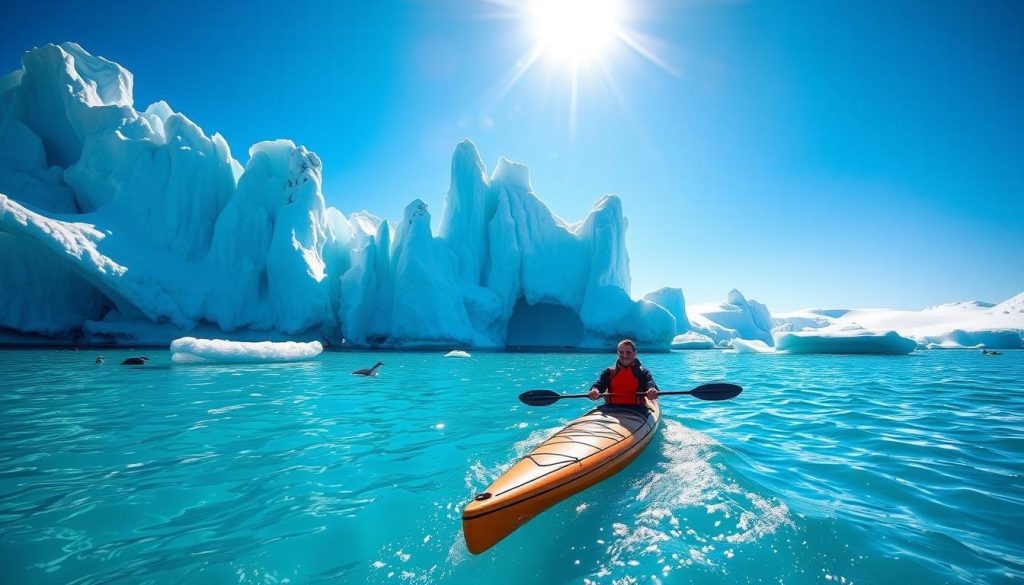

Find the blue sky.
[{"left": 2, "top": 0, "right": 1021, "bottom": 311}]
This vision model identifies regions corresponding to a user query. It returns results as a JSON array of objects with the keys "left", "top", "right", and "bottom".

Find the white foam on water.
[{"left": 591, "top": 419, "right": 795, "bottom": 580}]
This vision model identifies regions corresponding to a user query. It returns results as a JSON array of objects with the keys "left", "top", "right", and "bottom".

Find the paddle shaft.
[
  {"left": 552, "top": 391, "right": 663, "bottom": 401},
  {"left": 543, "top": 389, "right": 690, "bottom": 400},
  {"left": 518, "top": 383, "right": 742, "bottom": 406}
]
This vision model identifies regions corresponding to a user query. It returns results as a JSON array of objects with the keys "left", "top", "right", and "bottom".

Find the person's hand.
[
  {"left": 646, "top": 387, "right": 659, "bottom": 400},
  {"left": 588, "top": 388, "right": 600, "bottom": 400}
]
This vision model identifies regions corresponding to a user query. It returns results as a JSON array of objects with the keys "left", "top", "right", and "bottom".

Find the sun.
[
  {"left": 529, "top": 0, "right": 622, "bottom": 67},
  {"left": 477, "top": 0, "right": 675, "bottom": 137}
]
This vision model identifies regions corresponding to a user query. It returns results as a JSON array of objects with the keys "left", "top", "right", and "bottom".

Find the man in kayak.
[{"left": 587, "top": 339, "right": 659, "bottom": 408}]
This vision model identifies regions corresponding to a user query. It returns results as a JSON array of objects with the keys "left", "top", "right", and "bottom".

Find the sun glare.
[
  {"left": 479, "top": 0, "right": 673, "bottom": 137},
  {"left": 530, "top": 0, "right": 622, "bottom": 66}
]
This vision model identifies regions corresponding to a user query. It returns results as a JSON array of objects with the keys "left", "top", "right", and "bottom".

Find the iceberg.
[
  {"left": 389, "top": 200, "right": 474, "bottom": 347},
  {"left": 730, "top": 339, "right": 775, "bottom": 353},
  {"left": 445, "top": 350, "right": 472, "bottom": 358},
  {"left": 669, "top": 331, "right": 716, "bottom": 349},
  {"left": 774, "top": 330, "right": 918, "bottom": 355},
  {"left": 643, "top": 287, "right": 689, "bottom": 333},
  {"left": 925, "top": 339, "right": 983, "bottom": 350},
  {"left": 687, "top": 290, "right": 774, "bottom": 346},
  {"left": 170, "top": 337, "right": 323, "bottom": 364},
  {"left": 0, "top": 43, "right": 674, "bottom": 350},
  {"left": 920, "top": 329, "right": 1019, "bottom": 349},
  {"left": 773, "top": 292, "right": 1024, "bottom": 350}
]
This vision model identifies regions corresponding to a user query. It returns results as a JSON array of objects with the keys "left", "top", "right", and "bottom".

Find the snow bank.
[{"left": 170, "top": 337, "right": 323, "bottom": 364}]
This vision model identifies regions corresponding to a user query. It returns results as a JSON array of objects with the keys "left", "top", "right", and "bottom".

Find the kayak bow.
[{"left": 462, "top": 399, "right": 660, "bottom": 554}]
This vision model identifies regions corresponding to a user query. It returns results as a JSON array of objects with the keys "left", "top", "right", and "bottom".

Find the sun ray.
[
  {"left": 594, "top": 57, "right": 665, "bottom": 168},
  {"left": 596, "top": 58, "right": 629, "bottom": 112},
  {"left": 614, "top": 29, "right": 680, "bottom": 78},
  {"left": 569, "top": 68, "right": 580, "bottom": 139},
  {"left": 479, "top": 44, "right": 545, "bottom": 116}
]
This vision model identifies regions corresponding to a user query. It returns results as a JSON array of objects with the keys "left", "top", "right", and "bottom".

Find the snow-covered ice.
[
  {"left": 680, "top": 289, "right": 1023, "bottom": 352},
  {"left": 687, "top": 290, "right": 773, "bottom": 346},
  {"left": 774, "top": 330, "right": 917, "bottom": 355},
  {"left": 170, "top": 337, "right": 323, "bottom": 364},
  {"left": 644, "top": 287, "right": 689, "bottom": 333},
  {"left": 773, "top": 292, "right": 1024, "bottom": 351},
  {"left": 670, "top": 331, "right": 716, "bottom": 350},
  {"left": 730, "top": 339, "right": 775, "bottom": 353}
]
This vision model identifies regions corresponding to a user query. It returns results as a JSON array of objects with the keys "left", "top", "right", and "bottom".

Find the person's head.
[{"left": 616, "top": 339, "right": 637, "bottom": 366}]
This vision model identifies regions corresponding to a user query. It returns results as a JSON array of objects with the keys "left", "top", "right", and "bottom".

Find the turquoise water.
[{"left": 1, "top": 349, "right": 1021, "bottom": 584}]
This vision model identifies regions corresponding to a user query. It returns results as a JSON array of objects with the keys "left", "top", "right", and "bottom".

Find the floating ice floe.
[
  {"left": 918, "top": 329, "right": 1021, "bottom": 350},
  {"left": 170, "top": 337, "right": 323, "bottom": 363},
  {"left": 670, "top": 331, "right": 716, "bottom": 350},
  {"left": 925, "top": 339, "right": 984, "bottom": 350},
  {"left": 730, "top": 339, "right": 775, "bottom": 353},
  {"left": 773, "top": 330, "right": 917, "bottom": 355},
  {"left": 445, "top": 350, "right": 471, "bottom": 358},
  {"left": 773, "top": 293, "right": 1024, "bottom": 350}
]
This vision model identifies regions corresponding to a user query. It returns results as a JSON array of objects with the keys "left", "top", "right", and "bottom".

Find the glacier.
[
  {"left": 688, "top": 289, "right": 1023, "bottom": 353},
  {"left": 772, "top": 292, "right": 1024, "bottom": 351},
  {"left": 0, "top": 43, "right": 676, "bottom": 349},
  {"left": 0, "top": 43, "right": 1020, "bottom": 353}
]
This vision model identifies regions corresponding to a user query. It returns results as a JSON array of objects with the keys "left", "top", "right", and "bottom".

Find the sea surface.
[{"left": 0, "top": 348, "right": 1021, "bottom": 584}]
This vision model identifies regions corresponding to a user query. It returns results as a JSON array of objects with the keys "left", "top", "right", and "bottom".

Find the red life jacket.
[{"left": 608, "top": 365, "right": 643, "bottom": 405}]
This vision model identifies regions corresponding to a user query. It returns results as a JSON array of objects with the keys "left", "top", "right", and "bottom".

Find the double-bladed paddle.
[{"left": 518, "top": 382, "right": 743, "bottom": 406}]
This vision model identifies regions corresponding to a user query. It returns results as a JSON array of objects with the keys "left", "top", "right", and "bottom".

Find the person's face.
[{"left": 617, "top": 345, "right": 636, "bottom": 366}]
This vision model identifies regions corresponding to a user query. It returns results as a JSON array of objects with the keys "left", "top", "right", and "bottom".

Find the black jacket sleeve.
[
  {"left": 591, "top": 368, "right": 613, "bottom": 392},
  {"left": 638, "top": 366, "right": 658, "bottom": 391}
]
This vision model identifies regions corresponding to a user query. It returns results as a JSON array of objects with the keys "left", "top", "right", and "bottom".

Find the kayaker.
[{"left": 587, "top": 339, "right": 659, "bottom": 408}]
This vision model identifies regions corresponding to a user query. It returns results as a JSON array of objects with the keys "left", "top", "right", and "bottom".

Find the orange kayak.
[{"left": 462, "top": 399, "right": 660, "bottom": 554}]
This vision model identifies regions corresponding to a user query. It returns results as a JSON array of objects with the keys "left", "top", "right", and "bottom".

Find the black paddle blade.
[
  {"left": 688, "top": 383, "right": 743, "bottom": 401},
  {"left": 518, "top": 389, "right": 563, "bottom": 406}
]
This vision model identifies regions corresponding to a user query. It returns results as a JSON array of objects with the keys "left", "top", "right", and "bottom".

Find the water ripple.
[{"left": 0, "top": 349, "right": 1022, "bottom": 583}]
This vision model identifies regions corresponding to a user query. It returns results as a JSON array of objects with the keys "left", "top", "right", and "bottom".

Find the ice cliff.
[{"left": 0, "top": 43, "right": 676, "bottom": 348}]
